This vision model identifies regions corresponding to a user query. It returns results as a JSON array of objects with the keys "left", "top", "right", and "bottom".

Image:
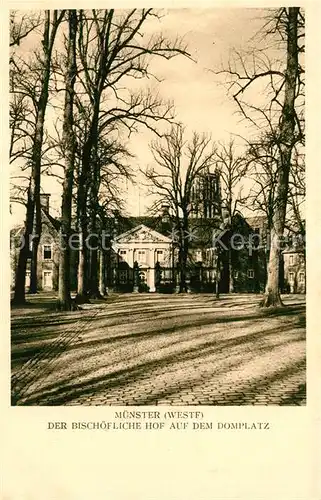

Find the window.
[
  {"left": 195, "top": 250, "right": 202, "bottom": 262},
  {"left": 289, "top": 272, "right": 294, "bottom": 284},
  {"left": 289, "top": 255, "right": 294, "bottom": 265},
  {"left": 119, "top": 250, "right": 127, "bottom": 255},
  {"left": 137, "top": 250, "right": 146, "bottom": 262},
  {"left": 233, "top": 271, "right": 239, "bottom": 279},
  {"left": 43, "top": 244, "right": 52, "bottom": 260},
  {"left": 299, "top": 272, "right": 305, "bottom": 283},
  {"left": 119, "top": 270, "right": 128, "bottom": 284},
  {"left": 248, "top": 269, "right": 254, "bottom": 279},
  {"left": 156, "top": 250, "right": 164, "bottom": 263}
]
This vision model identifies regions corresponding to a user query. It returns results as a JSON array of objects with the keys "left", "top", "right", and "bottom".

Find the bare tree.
[
  {"left": 215, "top": 7, "right": 304, "bottom": 307},
  {"left": 86, "top": 135, "right": 134, "bottom": 299},
  {"left": 245, "top": 134, "right": 279, "bottom": 231},
  {"left": 10, "top": 10, "right": 42, "bottom": 47},
  {"left": 144, "top": 124, "right": 217, "bottom": 292},
  {"left": 73, "top": 8, "right": 189, "bottom": 301},
  {"left": 11, "top": 10, "right": 65, "bottom": 304},
  {"left": 286, "top": 148, "right": 305, "bottom": 242}
]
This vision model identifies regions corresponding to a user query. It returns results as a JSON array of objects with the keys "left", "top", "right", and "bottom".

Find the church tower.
[{"left": 190, "top": 171, "right": 221, "bottom": 219}]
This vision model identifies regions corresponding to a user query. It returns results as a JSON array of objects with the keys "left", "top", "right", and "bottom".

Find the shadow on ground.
[{"left": 11, "top": 292, "right": 306, "bottom": 407}]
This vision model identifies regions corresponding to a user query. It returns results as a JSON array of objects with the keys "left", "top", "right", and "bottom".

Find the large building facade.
[
  {"left": 10, "top": 182, "right": 306, "bottom": 295},
  {"left": 111, "top": 224, "right": 173, "bottom": 292}
]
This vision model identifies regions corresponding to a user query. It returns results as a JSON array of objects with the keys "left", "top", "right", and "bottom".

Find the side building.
[{"left": 11, "top": 194, "right": 60, "bottom": 291}]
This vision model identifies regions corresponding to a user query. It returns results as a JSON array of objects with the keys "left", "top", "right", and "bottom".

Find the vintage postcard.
[{"left": 1, "top": 1, "right": 320, "bottom": 499}]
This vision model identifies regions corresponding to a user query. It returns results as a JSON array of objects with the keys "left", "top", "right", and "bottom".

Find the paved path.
[{"left": 11, "top": 293, "right": 306, "bottom": 406}]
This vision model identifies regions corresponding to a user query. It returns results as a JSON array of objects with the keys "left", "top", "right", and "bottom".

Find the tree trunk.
[
  {"left": 76, "top": 232, "right": 90, "bottom": 303},
  {"left": 213, "top": 247, "right": 220, "bottom": 299},
  {"left": 88, "top": 242, "right": 102, "bottom": 298},
  {"left": 215, "top": 263, "right": 220, "bottom": 299},
  {"left": 76, "top": 147, "right": 90, "bottom": 302},
  {"left": 76, "top": 115, "right": 99, "bottom": 302},
  {"left": 105, "top": 247, "right": 111, "bottom": 294},
  {"left": 29, "top": 194, "right": 41, "bottom": 293},
  {"left": 99, "top": 249, "right": 107, "bottom": 296},
  {"left": 261, "top": 7, "right": 299, "bottom": 307},
  {"left": 57, "top": 10, "right": 78, "bottom": 311},
  {"left": 12, "top": 184, "right": 33, "bottom": 304},
  {"left": 228, "top": 247, "right": 234, "bottom": 293},
  {"left": 261, "top": 228, "right": 283, "bottom": 306},
  {"left": 87, "top": 158, "right": 102, "bottom": 299},
  {"left": 14, "top": 120, "right": 44, "bottom": 302},
  {"left": 29, "top": 239, "right": 39, "bottom": 294},
  {"left": 178, "top": 217, "right": 189, "bottom": 292},
  {"left": 179, "top": 246, "right": 188, "bottom": 292}
]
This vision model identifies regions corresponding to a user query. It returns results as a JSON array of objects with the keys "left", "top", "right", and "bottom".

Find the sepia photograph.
[{"left": 10, "top": 7, "right": 306, "bottom": 407}]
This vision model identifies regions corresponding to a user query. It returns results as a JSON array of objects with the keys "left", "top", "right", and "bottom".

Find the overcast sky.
[
  {"left": 10, "top": 8, "right": 268, "bottom": 224},
  {"left": 124, "top": 8, "right": 266, "bottom": 216}
]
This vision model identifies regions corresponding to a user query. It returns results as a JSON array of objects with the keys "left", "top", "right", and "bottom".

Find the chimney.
[
  {"left": 40, "top": 193, "right": 50, "bottom": 212},
  {"left": 161, "top": 203, "right": 170, "bottom": 223}
]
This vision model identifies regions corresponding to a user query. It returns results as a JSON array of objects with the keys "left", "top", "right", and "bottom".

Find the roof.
[
  {"left": 113, "top": 216, "right": 173, "bottom": 238},
  {"left": 245, "top": 215, "right": 267, "bottom": 230},
  {"left": 108, "top": 213, "right": 269, "bottom": 247},
  {"left": 42, "top": 209, "right": 60, "bottom": 232},
  {"left": 114, "top": 224, "right": 172, "bottom": 244},
  {"left": 282, "top": 246, "right": 305, "bottom": 254},
  {"left": 10, "top": 208, "right": 60, "bottom": 236}
]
